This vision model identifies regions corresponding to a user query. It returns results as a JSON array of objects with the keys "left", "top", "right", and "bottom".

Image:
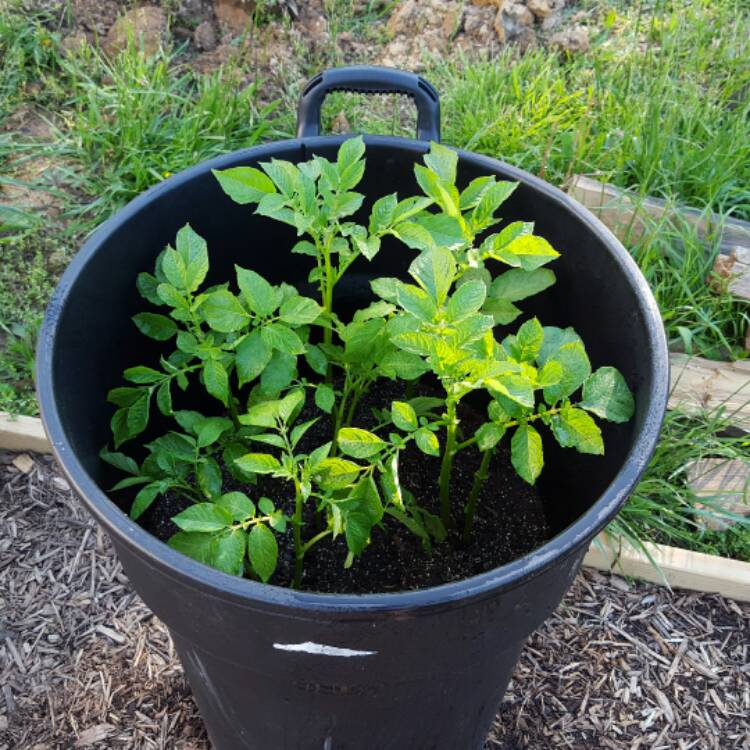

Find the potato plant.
[{"left": 103, "top": 138, "right": 634, "bottom": 588}]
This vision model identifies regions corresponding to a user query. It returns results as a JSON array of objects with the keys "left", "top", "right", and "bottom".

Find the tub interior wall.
[{"left": 51, "top": 139, "right": 652, "bottom": 541}]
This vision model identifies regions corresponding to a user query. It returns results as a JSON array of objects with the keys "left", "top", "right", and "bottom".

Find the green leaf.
[
  {"left": 213, "top": 166, "right": 276, "bottom": 204},
  {"left": 391, "top": 401, "right": 418, "bottom": 432},
  {"left": 201, "top": 290, "right": 249, "bottom": 332},
  {"left": 550, "top": 407, "right": 604, "bottom": 455},
  {"left": 424, "top": 141, "right": 458, "bottom": 184},
  {"left": 217, "top": 491, "right": 255, "bottom": 521},
  {"left": 240, "top": 399, "right": 283, "bottom": 428},
  {"left": 475, "top": 422, "right": 506, "bottom": 451},
  {"left": 414, "top": 164, "right": 459, "bottom": 216},
  {"left": 459, "top": 176, "right": 494, "bottom": 210},
  {"left": 260, "top": 350, "right": 296, "bottom": 396},
  {"left": 471, "top": 181, "right": 517, "bottom": 232},
  {"left": 337, "top": 428, "right": 387, "bottom": 459},
  {"left": 498, "top": 233, "right": 560, "bottom": 271},
  {"left": 486, "top": 374, "right": 535, "bottom": 409},
  {"left": 482, "top": 297, "right": 522, "bottom": 325},
  {"left": 175, "top": 224, "right": 209, "bottom": 292},
  {"left": 248, "top": 524, "right": 278, "bottom": 582},
  {"left": 511, "top": 423, "right": 544, "bottom": 485},
  {"left": 291, "top": 418, "right": 318, "bottom": 448},
  {"left": 413, "top": 213, "right": 467, "bottom": 249},
  {"left": 414, "top": 428, "right": 440, "bottom": 457},
  {"left": 379, "top": 350, "right": 429, "bottom": 381},
  {"left": 197, "top": 457, "right": 223, "bottom": 498},
  {"left": 369, "top": 193, "right": 397, "bottom": 234},
  {"left": 174, "top": 410, "right": 204, "bottom": 435},
  {"left": 344, "top": 512, "right": 371, "bottom": 556},
  {"left": 130, "top": 481, "right": 163, "bottom": 519},
  {"left": 392, "top": 221, "right": 435, "bottom": 252},
  {"left": 173, "top": 503, "right": 233, "bottom": 532},
  {"left": 236, "top": 266, "right": 280, "bottom": 318},
  {"left": 409, "top": 247, "right": 456, "bottom": 304},
  {"left": 124, "top": 366, "right": 163, "bottom": 384},
  {"left": 213, "top": 529, "right": 247, "bottom": 576},
  {"left": 279, "top": 295, "right": 322, "bottom": 325},
  {"left": 168, "top": 531, "right": 215, "bottom": 565},
  {"left": 258, "top": 497, "right": 275, "bottom": 515},
  {"left": 581, "top": 367, "right": 635, "bottom": 423},
  {"left": 316, "top": 457, "right": 362, "bottom": 489},
  {"left": 133, "top": 313, "right": 177, "bottom": 341},
  {"left": 490, "top": 268, "right": 556, "bottom": 302},
  {"left": 315, "top": 383, "right": 335, "bottom": 413},
  {"left": 304, "top": 344, "right": 328, "bottom": 376},
  {"left": 137, "top": 272, "right": 162, "bottom": 305},
  {"left": 261, "top": 322, "right": 305, "bottom": 355},
  {"left": 100, "top": 448, "right": 139, "bottom": 475},
  {"left": 234, "top": 453, "right": 282, "bottom": 475},
  {"left": 278, "top": 389, "right": 305, "bottom": 422},
  {"left": 370, "top": 276, "right": 400, "bottom": 302},
  {"left": 392, "top": 196, "right": 434, "bottom": 224},
  {"left": 156, "top": 379, "right": 173, "bottom": 416},
  {"left": 236, "top": 330, "right": 272, "bottom": 387},
  {"left": 543, "top": 342, "right": 591, "bottom": 404},
  {"left": 446, "top": 280, "right": 487, "bottom": 322},
  {"left": 292, "top": 240, "right": 317, "bottom": 257},
  {"left": 537, "top": 360, "right": 563, "bottom": 388},
  {"left": 197, "top": 416, "right": 233, "bottom": 448},
  {"left": 515, "top": 317, "right": 544, "bottom": 361},
  {"left": 203, "top": 359, "right": 230, "bottom": 405},
  {"left": 156, "top": 283, "right": 190, "bottom": 315},
  {"left": 396, "top": 283, "right": 437, "bottom": 323}
]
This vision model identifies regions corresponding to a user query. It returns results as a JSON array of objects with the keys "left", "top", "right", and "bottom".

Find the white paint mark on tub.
[
  {"left": 273, "top": 641, "right": 377, "bottom": 657},
  {"left": 323, "top": 738, "right": 333, "bottom": 750}
]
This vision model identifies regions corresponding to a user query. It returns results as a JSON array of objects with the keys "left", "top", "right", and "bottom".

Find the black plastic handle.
[{"left": 296, "top": 66, "right": 441, "bottom": 142}]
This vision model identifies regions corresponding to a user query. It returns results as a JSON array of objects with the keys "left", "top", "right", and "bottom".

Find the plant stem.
[
  {"left": 227, "top": 394, "right": 241, "bottom": 430},
  {"left": 463, "top": 449, "right": 492, "bottom": 545},
  {"left": 302, "top": 528, "right": 333, "bottom": 554},
  {"left": 292, "top": 478, "right": 304, "bottom": 589},
  {"left": 438, "top": 399, "right": 458, "bottom": 527}
]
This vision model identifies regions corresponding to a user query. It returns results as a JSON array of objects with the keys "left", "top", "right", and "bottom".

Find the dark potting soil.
[{"left": 139, "top": 381, "right": 551, "bottom": 594}]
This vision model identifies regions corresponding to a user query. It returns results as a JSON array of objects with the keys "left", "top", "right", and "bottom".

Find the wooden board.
[
  {"left": 584, "top": 532, "right": 750, "bottom": 603},
  {"left": 686, "top": 457, "right": 750, "bottom": 530},
  {"left": 669, "top": 353, "right": 750, "bottom": 431},
  {"left": 568, "top": 174, "right": 750, "bottom": 253},
  {"left": 0, "top": 412, "right": 51, "bottom": 453}
]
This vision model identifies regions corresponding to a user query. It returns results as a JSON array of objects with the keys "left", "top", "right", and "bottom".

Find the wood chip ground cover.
[{"left": 1, "top": 452, "right": 748, "bottom": 749}]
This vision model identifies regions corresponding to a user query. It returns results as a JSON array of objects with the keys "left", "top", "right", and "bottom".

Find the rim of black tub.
[{"left": 36, "top": 134, "right": 670, "bottom": 615}]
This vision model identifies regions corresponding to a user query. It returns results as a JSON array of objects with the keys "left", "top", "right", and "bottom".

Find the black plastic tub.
[{"left": 37, "top": 67, "right": 669, "bottom": 750}]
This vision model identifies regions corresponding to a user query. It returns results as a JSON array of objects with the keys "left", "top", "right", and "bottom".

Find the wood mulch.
[{"left": 1, "top": 451, "right": 748, "bottom": 750}]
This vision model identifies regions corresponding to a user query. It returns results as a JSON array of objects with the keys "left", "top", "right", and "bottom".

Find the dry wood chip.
[{"left": 1, "top": 451, "right": 749, "bottom": 750}]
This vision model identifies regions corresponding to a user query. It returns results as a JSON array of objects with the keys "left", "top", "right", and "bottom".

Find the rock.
[
  {"left": 381, "top": 0, "right": 463, "bottom": 70},
  {"left": 12, "top": 454, "right": 34, "bottom": 474},
  {"left": 214, "top": 0, "right": 254, "bottom": 34},
  {"left": 541, "top": 11, "right": 564, "bottom": 30},
  {"left": 177, "top": 0, "right": 208, "bottom": 26},
  {"left": 71, "top": 0, "right": 119, "bottom": 35},
  {"left": 550, "top": 25, "right": 589, "bottom": 54},
  {"left": 194, "top": 20, "right": 218, "bottom": 50},
  {"left": 501, "top": 1, "right": 535, "bottom": 32},
  {"left": 191, "top": 42, "right": 238, "bottom": 74},
  {"left": 527, "top": 0, "right": 565, "bottom": 19},
  {"left": 104, "top": 6, "right": 167, "bottom": 58}
]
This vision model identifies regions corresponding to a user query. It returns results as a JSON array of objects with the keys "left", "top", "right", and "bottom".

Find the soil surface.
[
  {"left": 2, "top": 452, "right": 749, "bottom": 750},
  {"left": 140, "top": 380, "right": 550, "bottom": 593}
]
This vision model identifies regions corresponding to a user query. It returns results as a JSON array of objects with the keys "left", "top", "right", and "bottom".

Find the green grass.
[{"left": 0, "top": 0, "right": 748, "bottom": 559}]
